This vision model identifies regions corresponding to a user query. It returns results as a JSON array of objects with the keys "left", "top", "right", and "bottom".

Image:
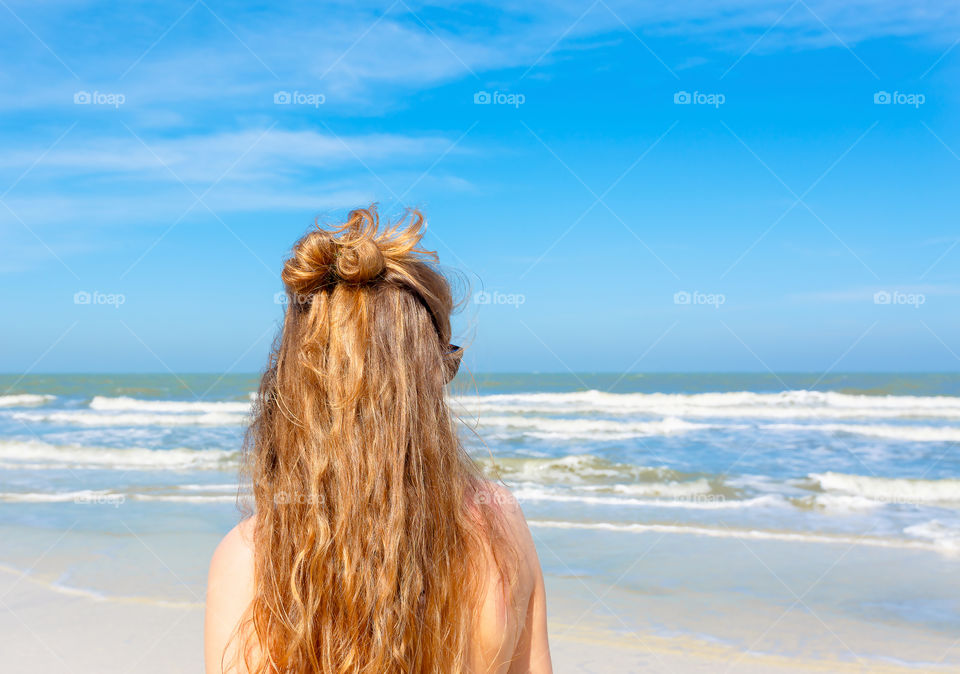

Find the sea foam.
[
  {"left": 0, "top": 440, "right": 237, "bottom": 470},
  {"left": 451, "top": 390, "right": 960, "bottom": 420},
  {"left": 9, "top": 410, "right": 247, "bottom": 427},
  {"left": 89, "top": 396, "right": 250, "bottom": 414},
  {"left": 0, "top": 394, "right": 55, "bottom": 407},
  {"left": 528, "top": 519, "right": 956, "bottom": 554},
  {"left": 810, "top": 472, "right": 960, "bottom": 504}
]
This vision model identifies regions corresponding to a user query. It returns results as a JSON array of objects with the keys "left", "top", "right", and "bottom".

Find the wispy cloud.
[
  {"left": 0, "top": 125, "right": 475, "bottom": 241},
  {"left": 1, "top": 0, "right": 957, "bottom": 266},
  {"left": 2, "top": 0, "right": 957, "bottom": 117},
  {"left": 0, "top": 129, "right": 467, "bottom": 183}
]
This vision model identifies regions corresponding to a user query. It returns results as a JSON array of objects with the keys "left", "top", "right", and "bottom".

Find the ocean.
[{"left": 1, "top": 372, "right": 958, "bottom": 667}]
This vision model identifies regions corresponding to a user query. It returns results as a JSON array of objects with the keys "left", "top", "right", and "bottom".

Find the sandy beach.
[{"left": 3, "top": 564, "right": 954, "bottom": 674}]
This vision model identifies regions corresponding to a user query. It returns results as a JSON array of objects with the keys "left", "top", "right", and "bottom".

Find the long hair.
[{"left": 238, "top": 205, "right": 506, "bottom": 673}]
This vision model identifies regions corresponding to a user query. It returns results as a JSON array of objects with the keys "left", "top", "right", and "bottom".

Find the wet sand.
[{"left": 2, "top": 565, "right": 955, "bottom": 673}]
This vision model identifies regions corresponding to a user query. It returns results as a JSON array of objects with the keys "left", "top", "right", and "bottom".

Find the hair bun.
[
  {"left": 335, "top": 236, "right": 385, "bottom": 283},
  {"left": 282, "top": 206, "right": 405, "bottom": 297},
  {"left": 282, "top": 230, "right": 336, "bottom": 296}
]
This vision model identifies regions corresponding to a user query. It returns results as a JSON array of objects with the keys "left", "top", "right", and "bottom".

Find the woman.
[{"left": 204, "top": 206, "right": 552, "bottom": 673}]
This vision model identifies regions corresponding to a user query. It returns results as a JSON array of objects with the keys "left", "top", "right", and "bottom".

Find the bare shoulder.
[
  {"left": 472, "top": 480, "right": 553, "bottom": 673},
  {"left": 205, "top": 517, "right": 257, "bottom": 673},
  {"left": 477, "top": 481, "right": 532, "bottom": 539},
  {"left": 472, "top": 480, "right": 540, "bottom": 587},
  {"left": 210, "top": 517, "right": 256, "bottom": 575}
]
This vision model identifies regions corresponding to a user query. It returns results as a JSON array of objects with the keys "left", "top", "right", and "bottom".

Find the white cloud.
[
  {"left": 2, "top": 0, "right": 957, "bottom": 116},
  {"left": 0, "top": 128, "right": 468, "bottom": 186}
]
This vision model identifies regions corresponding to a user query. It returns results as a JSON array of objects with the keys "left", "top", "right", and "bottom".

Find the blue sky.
[{"left": 1, "top": 0, "right": 959, "bottom": 374}]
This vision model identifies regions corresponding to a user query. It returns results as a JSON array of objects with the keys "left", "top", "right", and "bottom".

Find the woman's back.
[
  {"left": 203, "top": 206, "right": 552, "bottom": 673},
  {"left": 205, "top": 481, "right": 551, "bottom": 673}
]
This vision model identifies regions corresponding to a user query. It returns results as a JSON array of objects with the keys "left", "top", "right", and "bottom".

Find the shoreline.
[
  {"left": 548, "top": 625, "right": 955, "bottom": 674},
  {"left": 2, "top": 566, "right": 954, "bottom": 674}
]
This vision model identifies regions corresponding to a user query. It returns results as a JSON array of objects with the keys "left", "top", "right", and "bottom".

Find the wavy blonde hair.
[{"left": 238, "top": 206, "right": 508, "bottom": 673}]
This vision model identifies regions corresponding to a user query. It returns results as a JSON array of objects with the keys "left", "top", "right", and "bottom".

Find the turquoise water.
[
  {"left": 3, "top": 372, "right": 960, "bottom": 545},
  {"left": 1, "top": 373, "right": 959, "bottom": 665}
]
